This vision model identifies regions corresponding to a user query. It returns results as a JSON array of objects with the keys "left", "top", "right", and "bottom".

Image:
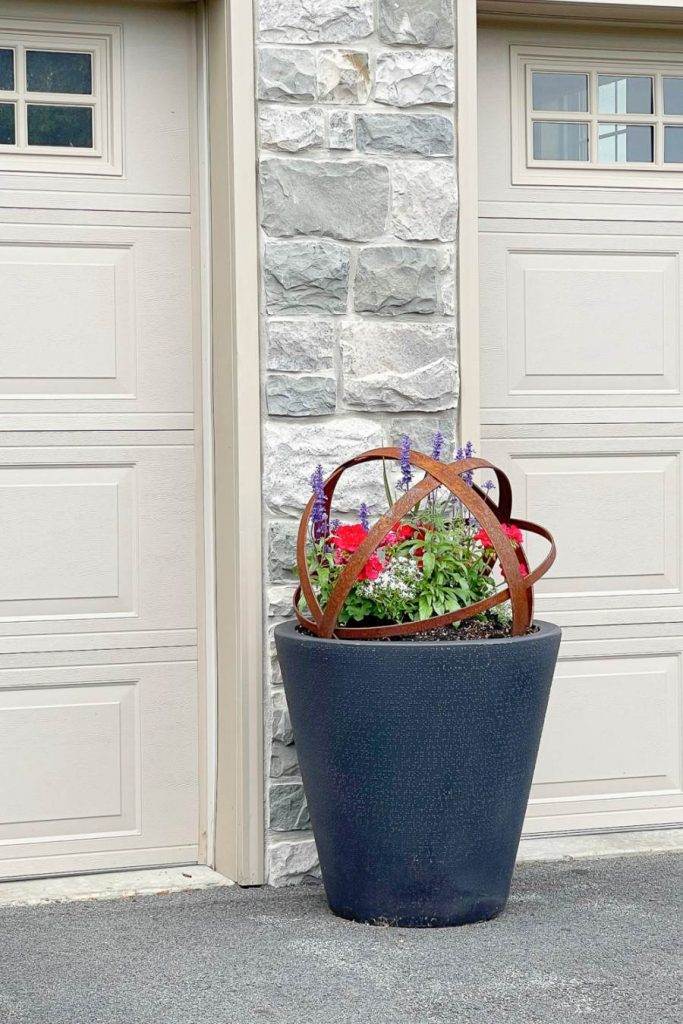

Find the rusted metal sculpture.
[{"left": 294, "top": 447, "right": 556, "bottom": 640}]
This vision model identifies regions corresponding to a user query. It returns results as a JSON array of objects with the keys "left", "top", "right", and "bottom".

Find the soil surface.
[
  {"left": 386, "top": 620, "right": 536, "bottom": 642},
  {"left": 297, "top": 619, "right": 537, "bottom": 641}
]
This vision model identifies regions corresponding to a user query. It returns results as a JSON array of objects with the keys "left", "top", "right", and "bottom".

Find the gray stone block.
[
  {"left": 271, "top": 741, "right": 300, "bottom": 778},
  {"left": 258, "top": 48, "right": 316, "bottom": 101},
  {"left": 259, "top": 106, "right": 324, "bottom": 152},
  {"left": 266, "top": 320, "right": 337, "bottom": 372},
  {"left": 317, "top": 50, "right": 370, "bottom": 104},
  {"left": 260, "top": 158, "right": 390, "bottom": 241},
  {"left": 272, "top": 689, "right": 295, "bottom": 745},
  {"left": 378, "top": 0, "right": 454, "bottom": 46},
  {"left": 356, "top": 112, "right": 453, "bottom": 156},
  {"left": 354, "top": 245, "right": 448, "bottom": 316},
  {"left": 374, "top": 50, "right": 455, "bottom": 107},
  {"left": 266, "top": 372, "right": 337, "bottom": 417},
  {"left": 268, "top": 836, "right": 320, "bottom": 886},
  {"left": 259, "top": 0, "right": 373, "bottom": 43},
  {"left": 264, "top": 240, "right": 350, "bottom": 315},
  {"left": 391, "top": 160, "right": 457, "bottom": 241},
  {"left": 385, "top": 413, "right": 458, "bottom": 457},
  {"left": 341, "top": 321, "right": 458, "bottom": 412},
  {"left": 268, "top": 519, "right": 298, "bottom": 581},
  {"left": 263, "top": 418, "right": 384, "bottom": 515},
  {"left": 269, "top": 782, "right": 310, "bottom": 831},
  {"left": 328, "top": 110, "right": 355, "bottom": 150}
]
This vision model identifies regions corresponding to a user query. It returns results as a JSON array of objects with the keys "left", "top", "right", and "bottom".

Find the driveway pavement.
[{"left": 1, "top": 852, "right": 680, "bottom": 1024}]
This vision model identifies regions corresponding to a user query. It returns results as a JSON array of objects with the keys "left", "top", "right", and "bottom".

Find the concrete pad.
[{"left": 0, "top": 865, "right": 232, "bottom": 908}]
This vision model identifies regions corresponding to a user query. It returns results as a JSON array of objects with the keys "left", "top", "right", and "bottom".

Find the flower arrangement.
[{"left": 299, "top": 434, "right": 531, "bottom": 634}]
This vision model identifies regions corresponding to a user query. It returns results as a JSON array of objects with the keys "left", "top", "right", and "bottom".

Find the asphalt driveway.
[{"left": 1, "top": 852, "right": 681, "bottom": 1024}]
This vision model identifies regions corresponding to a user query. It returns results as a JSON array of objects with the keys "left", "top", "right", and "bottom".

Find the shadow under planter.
[{"left": 275, "top": 619, "right": 561, "bottom": 928}]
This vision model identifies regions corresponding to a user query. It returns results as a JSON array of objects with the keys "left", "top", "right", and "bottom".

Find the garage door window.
[
  {"left": 512, "top": 46, "right": 683, "bottom": 187},
  {"left": 0, "top": 20, "right": 121, "bottom": 175}
]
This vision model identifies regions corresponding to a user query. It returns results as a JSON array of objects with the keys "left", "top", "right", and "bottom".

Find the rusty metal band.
[{"left": 294, "top": 448, "right": 556, "bottom": 640}]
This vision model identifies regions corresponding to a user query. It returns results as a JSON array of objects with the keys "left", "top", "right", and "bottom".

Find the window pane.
[
  {"left": 0, "top": 48, "right": 14, "bottom": 91},
  {"left": 0, "top": 102, "right": 15, "bottom": 144},
  {"left": 533, "top": 121, "right": 589, "bottom": 160},
  {"left": 664, "top": 126, "right": 683, "bottom": 163},
  {"left": 26, "top": 50, "right": 92, "bottom": 94},
  {"left": 598, "top": 123, "right": 653, "bottom": 163},
  {"left": 532, "top": 72, "right": 588, "bottom": 111},
  {"left": 598, "top": 75, "right": 652, "bottom": 114},
  {"left": 663, "top": 77, "right": 683, "bottom": 115},
  {"left": 27, "top": 104, "right": 93, "bottom": 147}
]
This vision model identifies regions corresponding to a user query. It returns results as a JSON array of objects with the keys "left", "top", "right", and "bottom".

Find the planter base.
[
  {"left": 275, "top": 619, "right": 561, "bottom": 928},
  {"left": 329, "top": 898, "right": 505, "bottom": 929}
]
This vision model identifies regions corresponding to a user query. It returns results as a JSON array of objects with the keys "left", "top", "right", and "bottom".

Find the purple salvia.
[
  {"left": 399, "top": 434, "right": 412, "bottom": 491},
  {"left": 359, "top": 502, "right": 370, "bottom": 533},
  {"left": 330, "top": 518, "right": 341, "bottom": 535},
  {"left": 462, "top": 440, "right": 475, "bottom": 487},
  {"left": 310, "top": 464, "right": 328, "bottom": 540},
  {"left": 431, "top": 429, "right": 444, "bottom": 462}
]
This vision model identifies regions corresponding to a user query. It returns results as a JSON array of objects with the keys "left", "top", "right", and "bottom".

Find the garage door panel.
[
  {"left": 0, "top": 222, "right": 193, "bottom": 413},
  {"left": 0, "top": 442, "right": 195, "bottom": 635},
  {"left": 480, "top": 19, "right": 683, "bottom": 838},
  {"left": 0, "top": 0, "right": 194, "bottom": 200},
  {"left": 480, "top": 231, "right": 683, "bottom": 409},
  {"left": 0, "top": 661, "right": 198, "bottom": 874},
  {"left": 524, "top": 646, "right": 683, "bottom": 833},
  {"left": 483, "top": 437, "right": 683, "bottom": 618},
  {"left": 0, "top": 2, "right": 202, "bottom": 879}
]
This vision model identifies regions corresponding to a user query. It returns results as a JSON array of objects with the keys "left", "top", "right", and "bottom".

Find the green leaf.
[
  {"left": 423, "top": 550, "right": 435, "bottom": 577},
  {"left": 419, "top": 595, "right": 431, "bottom": 621},
  {"left": 382, "top": 458, "right": 395, "bottom": 509}
]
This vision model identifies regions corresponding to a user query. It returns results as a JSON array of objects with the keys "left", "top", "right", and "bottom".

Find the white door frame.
[{"left": 197, "top": 0, "right": 264, "bottom": 884}]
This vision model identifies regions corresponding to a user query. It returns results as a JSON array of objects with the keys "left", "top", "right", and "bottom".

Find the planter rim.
[{"left": 275, "top": 618, "right": 560, "bottom": 648}]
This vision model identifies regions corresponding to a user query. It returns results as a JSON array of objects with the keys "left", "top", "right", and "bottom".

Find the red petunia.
[
  {"left": 396, "top": 523, "right": 416, "bottom": 540},
  {"left": 330, "top": 523, "right": 368, "bottom": 553},
  {"left": 474, "top": 523, "right": 523, "bottom": 548},
  {"left": 358, "top": 553, "right": 384, "bottom": 581}
]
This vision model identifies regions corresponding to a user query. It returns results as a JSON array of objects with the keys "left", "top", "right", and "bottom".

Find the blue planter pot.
[{"left": 275, "top": 619, "right": 561, "bottom": 928}]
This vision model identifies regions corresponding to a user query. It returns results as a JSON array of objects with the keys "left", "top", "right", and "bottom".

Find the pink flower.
[{"left": 474, "top": 523, "right": 523, "bottom": 548}]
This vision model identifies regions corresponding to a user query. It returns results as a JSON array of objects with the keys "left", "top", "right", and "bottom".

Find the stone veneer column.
[{"left": 256, "top": 0, "right": 459, "bottom": 884}]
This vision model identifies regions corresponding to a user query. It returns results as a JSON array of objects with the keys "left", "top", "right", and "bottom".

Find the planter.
[{"left": 275, "top": 618, "right": 561, "bottom": 928}]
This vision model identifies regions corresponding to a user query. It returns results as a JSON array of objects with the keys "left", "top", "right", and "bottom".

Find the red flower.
[
  {"left": 358, "top": 553, "right": 383, "bottom": 581},
  {"left": 382, "top": 530, "right": 398, "bottom": 547},
  {"left": 330, "top": 523, "right": 367, "bottom": 553},
  {"left": 396, "top": 523, "right": 416, "bottom": 541},
  {"left": 474, "top": 523, "right": 523, "bottom": 548}
]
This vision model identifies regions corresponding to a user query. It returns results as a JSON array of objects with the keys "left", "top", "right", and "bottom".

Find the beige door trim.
[{"left": 205, "top": 0, "right": 264, "bottom": 884}]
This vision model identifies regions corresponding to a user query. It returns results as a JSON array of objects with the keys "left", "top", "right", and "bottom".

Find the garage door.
[
  {"left": 479, "top": 15, "right": 683, "bottom": 835},
  {"left": 0, "top": 2, "right": 203, "bottom": 877}
]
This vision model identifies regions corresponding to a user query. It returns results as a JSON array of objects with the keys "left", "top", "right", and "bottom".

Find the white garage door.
[
  {"left": 0, "top": 2, "right": 203, "bottom": 877},
  {"left": 479, "top": 15, "right": 683, "bottom": 836}
]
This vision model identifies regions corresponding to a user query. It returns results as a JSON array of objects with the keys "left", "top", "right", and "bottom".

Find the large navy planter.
[{"left": 275, "top": 619, "right": 561, "bottom": 928}]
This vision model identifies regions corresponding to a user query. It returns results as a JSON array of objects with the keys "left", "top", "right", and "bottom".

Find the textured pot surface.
[{"left": 275, "top": 619, "right": 561, "bottom": 927}]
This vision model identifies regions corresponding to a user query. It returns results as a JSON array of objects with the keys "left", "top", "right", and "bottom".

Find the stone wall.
[{"left": 256, "top": 0, "right": 459, "bottom": 884}]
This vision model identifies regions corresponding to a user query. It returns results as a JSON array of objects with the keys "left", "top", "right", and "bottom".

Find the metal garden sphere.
[{"left": 294, "top": 447, "right": 556, "bottom": 640}]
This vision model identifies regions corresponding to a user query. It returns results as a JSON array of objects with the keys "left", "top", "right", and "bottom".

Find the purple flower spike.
[
  {"left": 359, "top": 502, "right": 370, "bottom": 533},
  {"left": 399, "top": 434, "right": 412, "bottom": 491},
  {"left": 330, "top": 518, "right": 341, "bottom": 535},
  {"left": 310, "top": 464, "right": 328, "bottom": 540},
  {"left": 462, "top": 440, "right": 475, "bottom": 486},
  {"left": 431, "top": 429, "right": 444, "bottom": 462}
]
